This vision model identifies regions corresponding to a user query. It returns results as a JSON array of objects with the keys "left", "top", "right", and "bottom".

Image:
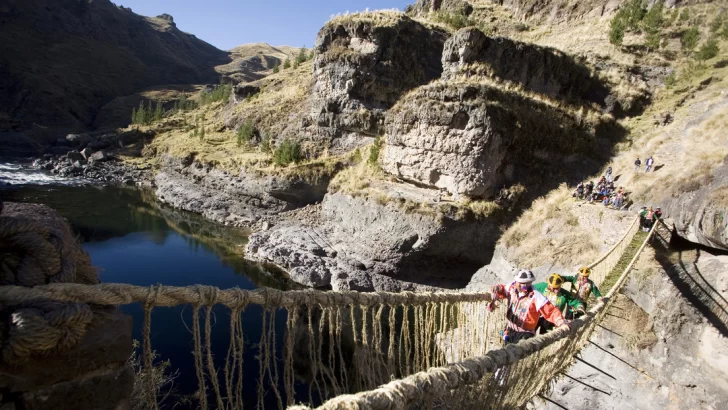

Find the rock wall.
[
  {"left": 659, "top": 159, "right": 728, "bottom": 251},
  {"left": 406, "top": 0, "right": 474, "bottom": 16},
  {"left": 246, "top": 192, "right": 500, "bottom": 291},
  {"left": 155, "top": 155, "right": 329, "bottom": 227},
  {"left": 311, "top": 13, "right": 448, "bottom": 142},
  {"left": 442, "top": 28, "right": 610, "bottom": 107},
  {"left": 381, "top": 80, "right": 619, "bottom": 198}
]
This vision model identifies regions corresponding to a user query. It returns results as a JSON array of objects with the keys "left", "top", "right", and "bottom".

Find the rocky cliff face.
[
  {"left": 155, "top": 155, "right": 329, "bottom": 227},
  {"left": 0, "top": 0, "right": 230, "bottom": 132},
  {"left": 442, "top": 28, "right": 610, "bottom": 107},
  {"left": 407, "top": 0, "right": 474, "bottom": 16},
  {"left": 310, "top": 13, "right": 448, "bottom": 149},
  {"left": 381, "top": 80, "right": 619, "bottom": 198},
  {"left": 246, "top": 192, "right": 501, "bottom": 291},
  {"left": 659, "top": 160, "right": 728, "bottom": 251}
]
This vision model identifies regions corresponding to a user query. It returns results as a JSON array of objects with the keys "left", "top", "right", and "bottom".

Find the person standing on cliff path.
[
  {"left": 563, "top": 267, "right": 602, "bottom": 309},
  {"left": 489, "top": 270, "right": 570, "bottom": 344},
  {"left": 634, "top": 157, "right": 641, "bottom": 171},
  {"left": 606, "top": 166, "right": 613, "bottom": 184},
  {"left": 645, "top": 156, "right": 654, "bottom": 172}
]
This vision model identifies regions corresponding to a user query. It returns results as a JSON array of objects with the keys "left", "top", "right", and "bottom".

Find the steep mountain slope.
[
  {"left": 217, "top": 43, "right": 305, "bottom": 83},
  {"left": 0, "top": 0, "right": 230, "bottom": 133}
]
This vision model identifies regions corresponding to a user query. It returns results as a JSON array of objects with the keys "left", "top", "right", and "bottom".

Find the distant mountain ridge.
[{"left": 0, "top": 0, "right": 232, "bottom": 132}]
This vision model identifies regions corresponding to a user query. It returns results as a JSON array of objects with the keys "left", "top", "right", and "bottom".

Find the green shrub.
[
  {"left": 368, "top": 135, "right": 382, "bottom": 165},
  {"left": 237, "top": 119, "right": 254, "bottom": 148},
  {"left": 696, "top": 37, "right": 719, "bottom": 61},
  {"left": 260, "top": 134, "right": 271, "bottom": 153},
  {"left": 272, "top": 61, "right": 280, "bottom": 73},
  {"left": 665, "top": 72, "right": 677, "bottom": 88},
  {"left": 199, "top": 84, "right": 232, "bottom": 105},
  {"left": 173, "top": 94, "right": 197, "bottom": 112},
  {"left": 681, "top": 26, "right": 700, "bottom": 52},
  {"left": 624, "top": 0, "right": 646, "bottom": 30},
  {"left": 679, "top": 8, "right": 690, "bottom": 23},
  {"left": 610, "top": 16, "right": 627, "bottom": 46},
  {"left": 283, "top": 58, "right": 291, "bottom": 69},
  {"left": 433, "top": 10, "right": 471, "bottom": 29},
  {"left": 295, "top": 46, "right": 308, "bottom": 65},
  {"left": 273, "top": 139, "right": 302, "bottom": 165},
  {"left": 710, "top": 14, "right": 724, "bottom": 33}
]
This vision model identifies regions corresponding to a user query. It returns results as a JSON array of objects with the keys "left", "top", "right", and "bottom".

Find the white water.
[{"left": 0, "top": 162, "right": 85, "bottom": 186}]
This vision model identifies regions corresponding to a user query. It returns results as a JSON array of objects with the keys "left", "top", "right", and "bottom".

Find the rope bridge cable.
[{"left": 0, "top": 215, "right": 644, "bottom": 410}]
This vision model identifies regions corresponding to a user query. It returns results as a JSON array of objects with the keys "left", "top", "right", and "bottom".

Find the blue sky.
[{"left": 115, "top": 0, "right": 412, "bottom": 50}]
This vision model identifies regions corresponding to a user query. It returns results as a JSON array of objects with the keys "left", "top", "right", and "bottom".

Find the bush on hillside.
[
  {"left": 237, "top": 119, "right": 254, "bottom": 147},
  {"left": 273, "top": 139, "right": 302, "bottom": 166},
  {"left": 200, "top": 84, "right": 232, "bottom": 105},
  {"left": 610, "top": 16, "right": 627, "bottom": 46},
  {"left": 368, "top": 135, "right": 382, "bottom": 165},
  {"left": 696, "top": 37, "right": 719, "bottom": 61},
  {"left": 432, "top": 10, "right": 471, "bottom": 29},
  {"left": 681, "top": 26, "right": 700, "bottom": 52}
]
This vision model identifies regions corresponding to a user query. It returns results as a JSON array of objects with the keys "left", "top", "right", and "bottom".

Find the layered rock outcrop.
[
  {"left": 406, "top": 0, "right": 474, "bottom": 16},
  {"left": 381, "top": 80, "right": 618, "bottom": 198},
  {"left": 155, "top": 156, "right": 329, "bottom": 227},
  {"left": 246, "top": 192, "right": 500, "bottom": 291},
  {"left": 442, "top": 28, "right": 609, "bottom": 106},
  {"left": 311, "top": 13, "right": 448, "bottom": 143}
]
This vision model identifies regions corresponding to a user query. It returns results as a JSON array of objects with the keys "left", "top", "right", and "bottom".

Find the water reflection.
[{"left": 0, "top": 184, "right": 295, "bottom": 289}]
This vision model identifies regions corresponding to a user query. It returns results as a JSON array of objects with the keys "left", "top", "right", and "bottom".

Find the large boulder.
[
  {"left": 311, "top": 12, "right": 448, "bottom": 142},
  {"left": 442, "top": 27, "right": 609, "bottom": 106},
  {"left": 381, "top": 80, "right": 618, "bottom": 198},
  {"left": 247, "top": 192, "right": 501, "bottom": 291}
]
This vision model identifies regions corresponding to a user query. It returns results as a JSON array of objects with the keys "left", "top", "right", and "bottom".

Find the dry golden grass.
[{"left": 500, "top": 185, "right": 602, "bottom": 267}]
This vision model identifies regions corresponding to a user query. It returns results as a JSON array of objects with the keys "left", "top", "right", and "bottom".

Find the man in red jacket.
[{"left": 490, "top": 270, "right": 570, "bottom": 344}]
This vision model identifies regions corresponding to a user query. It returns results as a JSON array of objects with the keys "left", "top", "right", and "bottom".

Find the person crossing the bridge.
[
  {"left": 563, "top": 267, "right": 602, "bottom": 310},
  {"left": 533, "top": 274, "right": 585, "bottom": 332},
  {"left": 489, "top": 270, "right": 570, "bottom": 344}
]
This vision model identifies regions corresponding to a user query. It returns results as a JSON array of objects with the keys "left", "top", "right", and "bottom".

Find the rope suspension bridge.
[{"left": 0, "top": 210, "right": 671, "bottom": 410}]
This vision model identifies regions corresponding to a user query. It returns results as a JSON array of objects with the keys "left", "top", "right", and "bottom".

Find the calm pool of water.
[{"left": 0, "top": 180, "right": 307, "bottom": 408}]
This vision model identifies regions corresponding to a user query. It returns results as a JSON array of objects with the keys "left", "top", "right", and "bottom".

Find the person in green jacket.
[
  {"left": 563, "top": 267, "right": 602, "bottom": 309},
  {"left": 534, "top": 274, "right": 585, "bottom": 332}
]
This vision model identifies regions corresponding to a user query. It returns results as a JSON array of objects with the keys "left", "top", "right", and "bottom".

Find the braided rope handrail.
[
  {"left": 290, "top": 218, "right": 658, "bottom": 410},
  {"left": 588, "top": 215, "right": 639, "bottom": 269},
  {"left": 0, "top": 284, "right": 493, "bottom": 308}
]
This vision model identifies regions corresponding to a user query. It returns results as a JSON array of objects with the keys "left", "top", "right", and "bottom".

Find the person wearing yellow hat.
[
  {"left": 563, "top": 267, "right": 602, "bottom": 308},
  {"left": 534, "top": 274, "right": 585, "bottom": 332}
]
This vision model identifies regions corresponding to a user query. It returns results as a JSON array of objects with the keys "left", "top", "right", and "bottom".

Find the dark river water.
[{"left": 0, "top": 164, "right": 309, "bottom": 408}]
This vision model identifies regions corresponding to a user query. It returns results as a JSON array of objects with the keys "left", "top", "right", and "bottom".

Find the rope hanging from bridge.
[{"left": 0, "top": 210, "right": 666, "bottom": 410}]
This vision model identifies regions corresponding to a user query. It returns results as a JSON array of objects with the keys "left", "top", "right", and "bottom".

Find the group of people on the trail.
[
  {"left": 634, "top": 156, "right": 655, "bottom": 173},
  {"left": 639, "top": 206, "right": 663, "bottom": 231},
  {"left": 572, "top": 170, "right": 628, "bottom": 209},
  {"left": 489, "top": 267, "right": 602, "bottom": 344}
]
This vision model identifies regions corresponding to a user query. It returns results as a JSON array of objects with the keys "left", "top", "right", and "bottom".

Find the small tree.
[
  {"left": 696, "top": 37, "right": 719, "bottom": 61},
  {"left": 273, "top": 139, "right": 302, "bottom": 166},
  {"left": 260, "top": 134, "right": 271, "bottom": 153},
  {"left": 624, "top": 0, "right": 646, "bottom": 30},
  {"left": 709, "top": 14, "right": 724, "bottom": 33},
  {"left": 681, "top": 26, "right": 700, "bottom": 52},
  {"left": 610, "top": 16, "right": 627, "bottom": 46},
  {"left": 368, "top": 136, "right": 382, "bottom": 165},
  {"left": 642, "top": 2, "right": 663, "bottom": 34},
  {"left": 283, "top": 58, "right": 291, "bottom": 69},
  {"left": 237, "top": 119, "right": 254, "bottom": 148},
  {"left": 272, "top": 61, "right": 280, "bottom": 73},
  {"left": 131, "top": 106, "right": 137, "bottom": 125},
  {"left": 153, "top": 101, "right": 163, "bottom": 122},
  {"left": 296, "top": 46, "right": 307, "bottom": 64},
  {"left": 309, "top": 49, "right": 315, "bottom": 60}
]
